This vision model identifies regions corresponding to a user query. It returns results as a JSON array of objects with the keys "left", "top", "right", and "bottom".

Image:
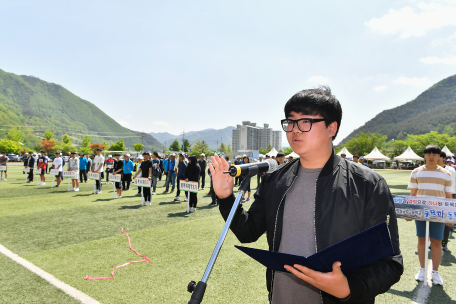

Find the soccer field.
[{"left": 1, "top": 166, "right": 455, "bottom": 303}]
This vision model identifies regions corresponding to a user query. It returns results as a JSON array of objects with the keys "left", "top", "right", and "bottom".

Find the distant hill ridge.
[
  {"left": 340, "top": 74, "right": 456, "bottom": 143},
  {"left": 150, "top": 126, "right": 236, "bottom": 150},
  {"left": 0, "top": 69, "right": 163, "bottom": 149}
]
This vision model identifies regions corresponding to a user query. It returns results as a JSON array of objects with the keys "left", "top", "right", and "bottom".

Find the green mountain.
[
  {"left": 340, "top": 74, "right": 456, "bottom": 143},
  {"left": 0, "top": 69, "right": 163, "bottom": 150}
]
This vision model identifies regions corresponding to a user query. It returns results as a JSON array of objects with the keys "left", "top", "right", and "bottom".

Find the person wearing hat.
[
  {"left": 234, "top": 155, "right": 242, "bottom": 186},
  {"left": 122, "top": 153, "right": 134, "bottom": 191},
  {"left": 340, "top": 153, "right": 346, "bottom": 159},
  {"left": 26, "top": 152, "right": 36, "bottom": 183},
  {"left": 198, "top": 153, "right": 207, "bottom": 190},
  {"left": 52, "top": 151, "right": 64, "bottom": 188},
  {"left": 93, "top": 148, "right": 105, "bottom": 194},
  {"left": 68, "top": 152, "right": 80, "bottom": 191},
  {"left": 79, "top": 153, "right": 88, "bottom": 183},
  {"left": 135, "top": 155, "right": 144, "bottom": 197},
  {"left": 105, "top": 154, "right": 114, "bottom": 185},
  {"left": 359, "top": 157, "right": 368, "bottom": 167},
  {"left": 133, "top": 152, "right": 153, "bottom": 205},
  {"left": 37, "top": 150, "right": 48, "bottom": 185},
  {"left": 113, "top": 153, "right": 124, "bottom": 198}
]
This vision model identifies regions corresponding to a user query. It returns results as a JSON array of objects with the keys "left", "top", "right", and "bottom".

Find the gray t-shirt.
[{"left": 271, "top": 166, "right": 322, "bottom": 304}]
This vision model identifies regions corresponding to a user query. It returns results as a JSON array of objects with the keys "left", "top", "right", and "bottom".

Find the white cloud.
[
  {"left": 126, "top": 115, "right": 132, "bottom": 119},
  {"left": 119, "top": 120, "right": 130, "bottom": 128},
  {"left": 393, "top": 76, "right": 432, "bottom": 86},
  {"left": 373, "top": 85, "right": 387, "bottom": 92},
  {"left": 152, "top": 121, "right": 171, "bottom": 127},
  {"left": 365, "top": 2, "right": 456, "bottom": 38},
  {"left": 419, "top": 55, "right": 456, "bottom": 64},
  {"left": 308, "top": 75, "right": 329, "bottom": 84}
]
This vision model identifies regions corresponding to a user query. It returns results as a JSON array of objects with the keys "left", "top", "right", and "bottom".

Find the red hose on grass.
[{"left": 85, "top": 227, "right": 150, "bottom": 280}]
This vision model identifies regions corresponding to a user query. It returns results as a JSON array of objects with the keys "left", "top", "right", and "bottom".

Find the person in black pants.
[
  {"left": 208, "top": 168, "right": 218, "bottom": 206},
  {"left": 185, "top": 155, "right": 201, "bottom": 213},
  {"left": 198, "top": 154, "right": 207, "bottom": 190},
  {"left": 113, "top": 153, "right": 123, "bottom": 198},
  {"left": 27, "top": 152, "right": 36, "bottom": 183},
  {"left": 133, "top": 152, "right": 152, "bottom": 206},
  {"left": 135, "top": 156, "right": 144, "bottom": 197},
  {"left": 234, "top": 156, "right": 241, "bottom": 186}
]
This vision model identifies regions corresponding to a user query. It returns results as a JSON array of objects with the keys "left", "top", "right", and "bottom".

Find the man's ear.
[{"left": 328, "top": 121, "right": 338, "bottom": 138}]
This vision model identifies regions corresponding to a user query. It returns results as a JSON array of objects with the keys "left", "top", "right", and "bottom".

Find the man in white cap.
[
  {"left": 105, "top": 154, "right": 114, "bottom": 184},
  {"left": 52, "top": 151, "right": 63, "bottom": 188},
  {"left": 198, "top": 153, "right": 207, "bottom": 190}
]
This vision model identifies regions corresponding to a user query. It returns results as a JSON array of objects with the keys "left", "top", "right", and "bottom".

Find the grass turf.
[{"left": 1, "top": 166, "right": 456, "bottom": 303}]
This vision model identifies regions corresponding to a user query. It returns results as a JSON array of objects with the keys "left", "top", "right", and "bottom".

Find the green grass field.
[{"left": 1, "top": 166, "right": 455, "bottom": 303}]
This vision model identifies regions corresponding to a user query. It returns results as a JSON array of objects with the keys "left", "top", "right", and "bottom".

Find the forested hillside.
[
  {"left": 0, "top": 69, "right": 163, "bottom": 149},
  {"left": 340, "top": 74, "right": 456, "bottom": 143}
]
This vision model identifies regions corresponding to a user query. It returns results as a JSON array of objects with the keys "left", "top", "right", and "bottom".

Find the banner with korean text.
[
  {"left": 88, "top": 172, "right": 100, "bottom": 180},
  {"left": 50, "top": 169, "right": 60, "bottom": 175},
  {"left": 134, "top": 177, "right": 151, "bottom": 188},
  {"left": 179, "top": 180, "right": 199, "bottom": 193},
  {"left": 394, "top": 195, "right": 456, "bottom": 223},
  {"left": 109, "top": 173, "right": 121, "bottom": 182}
]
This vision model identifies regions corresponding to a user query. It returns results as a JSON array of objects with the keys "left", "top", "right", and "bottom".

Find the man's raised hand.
[{"left": 209, "top": 154, "right": 234, "bottom": 199}]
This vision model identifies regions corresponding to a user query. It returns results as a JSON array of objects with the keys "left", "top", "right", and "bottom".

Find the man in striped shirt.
[{"left": 407, "top": 145, "right": 453, "bottom": 286}]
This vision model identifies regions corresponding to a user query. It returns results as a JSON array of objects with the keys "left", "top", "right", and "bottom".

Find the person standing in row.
[
  {"left": 134, "top": 152, "right": 152, "bottom": 206},
  {"left": 22, "top": 152, "right": 29, "bottom": 177},
  {"left": 0, "top": 151, "right": 8, "bottom": 181},
  {"left": 164, "top": 154, "right": 176, "bottom": 193},
  {"left": 122, "top": 153, "right": 134, "bottom": 191},
  {"left": 93, "top": 148, "right": 105, "bottom": 194},
  {"left": 276, "top": 152, "right": 285, "bottom": 165},
  {"left": 113, "top": 153, "right": 123, "bottom": 198},
  {"left": 234, "top": 156, "right": 241, "bottom": 186},
  {"left": 162, "top": 155, "right": 169, "bottom": 189},
  {"left": 198, "top": 154, "right": 207, "bottom": 190},
  {"left": 79, "top": 153, "right": 88, "bottom": 183},
  {"left": 86, "top": 154, "right": 93, "bottom": 176},
  {"left": 26, "top": 152, "right": 36, "bottom": 183},
  {"left": 53, "top": 151, "right": 63, "bottom": 188},
  {"left": 68, "top": 152, "right": 80, "bottom": 191},
  {"left": 37, "top": 150, "right": 48, "bottom": 185},
  {"left": 135, "top": 156, "right": 144, "bottom": 197},
  {"left": 174, "top": 153, "right": 188, "bottom": 202},
  {"left": 105, "top": 155, "right": 114, "bottom": 184},
  {"left": 45, "top": 153, "right": 50, "bottom": 174},
  {"left": 185, "top": 155, "right": 201, "bottom": 213},
  {"left": 240, "top": 155, "right": 252, "bottom": 202},
  {"left": 151, "top": 152, "right": 161, "bottom": 195}
]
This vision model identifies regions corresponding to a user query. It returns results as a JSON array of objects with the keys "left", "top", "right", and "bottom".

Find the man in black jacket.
[{"left": 209, "top": 86, "right": 403, "bottom": 304}]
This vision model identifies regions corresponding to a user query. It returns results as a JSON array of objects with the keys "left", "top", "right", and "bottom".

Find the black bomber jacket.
[{"left": 219, "top": 151, "right": 403, "bottom": 304}]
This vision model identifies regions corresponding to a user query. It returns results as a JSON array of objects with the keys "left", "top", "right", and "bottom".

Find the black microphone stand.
[{"left": 187, "top": 165, "right": 259, "bottom": 304}]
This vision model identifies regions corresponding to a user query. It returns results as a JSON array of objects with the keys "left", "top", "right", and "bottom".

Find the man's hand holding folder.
[{"left": 285, "top": 262, "right": 350, "bottom": 299}]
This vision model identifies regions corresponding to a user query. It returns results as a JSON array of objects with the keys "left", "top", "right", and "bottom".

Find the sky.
[{"left": 1, "top": 0, "right": 456, "bottom": 146}]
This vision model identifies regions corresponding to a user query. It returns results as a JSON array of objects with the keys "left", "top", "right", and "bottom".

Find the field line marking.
[
  {"left": 411, "top": 251, "right": 445, "bottom": 304},
  {"left": 0, "top": 243, "right": 101, "bottom": 304}
]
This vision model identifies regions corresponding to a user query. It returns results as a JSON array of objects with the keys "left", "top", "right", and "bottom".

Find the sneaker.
[
  {"left": 174, "top": 196, "right": 180, "bottom": 201},
  {"left": 144, "top": 201, "right": 151, "bottom": 206},
  {"left": 415, "top": 268, "right": 425, "bottom": 282},
  {"left": 184, "top": 198, "right": 188, "bottom": 202},
  {"left": 117, "top": 195, "right": 122, "bottom": 198},
  {"left": 152, "top": 192, "right": 155, "bottom": 195},
  {"left": 135, "top": 193, "right": 141, "bottom": 197},
  {"left": 42, "top": 182, "right": 45, "bottom": 185},
  {"left": 97, "top": 191, "right": 102, "bottom": 194},
  {"left": 4, "top": 179, "right": 6, "bottom": 181},
  {"left": 209, "top": 202, "right": 216, "bottom": 206},
  {"left": 201, "top": 188, "right": 204, "bottom": 190},
  {"left": 69, "top": 188, "right": 74, "bottom": 191},
  {"left": 432, "top": 271, "right": 443, "bottom": 285},
  {"left": 241, "top": 197, "right": 245, "bottom": 201},
  {"left": 190, "top": 207, "right": 196, "bottom": 213},
  {"left": 55, "top": 185, "right": 61, "bottom": 188},
  {"left": 246, "top": 198, "right": 250, "bottom": 202},
  {"left": 163, "top": 190, "right": 168, "bottom": 193},
  {"left": 106, "top": 182, "right": 109, "bottom": 184},
  {"left": 442, "top": 246, "right": 450, "bottom": 252},
  {"left": 170, "top": 190, "right": 174, "bottom": 193},
  {"left": 75, "top": 188, "right": 79, "bottom": 192},
  {"left": 140, "top": 200, "right": 145, "bottom": 206}
]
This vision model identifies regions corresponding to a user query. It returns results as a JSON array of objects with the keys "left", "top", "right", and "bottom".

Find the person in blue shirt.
[
  {"left": 162, "top": 155, "right": 169, "bottom": 186},
  {"left": 163, "top": 154, "right": 176, "bottom": 193},
  {"left": 122, "top": 153, "right": 134, "bottom": 190},
  {"left": 79, "top": 153, "right": 88, "bottom": 183}
]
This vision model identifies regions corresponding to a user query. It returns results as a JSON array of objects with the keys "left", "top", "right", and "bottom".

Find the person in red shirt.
[{"left": 37, "top": 150, "right": 48, "bottom": 185}]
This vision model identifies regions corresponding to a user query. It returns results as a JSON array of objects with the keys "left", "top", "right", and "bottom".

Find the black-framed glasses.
[{"left": 281, "top": 118, "right": 326, "bottom": 133}]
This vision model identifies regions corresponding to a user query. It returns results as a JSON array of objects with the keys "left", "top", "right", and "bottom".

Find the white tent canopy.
[
  {"left": 364, "top": 146, "right": 390, "bottom": 160},
  {"left": 286, "top": 151, "right": 300, "bottom": 158},
  {"left": 442, "top": 146, "right": 454, "bottom": 157},
  {"left": 336, "top": 147, "right": 353, "bottom": 159},
  {"left": 267, "top": 147, "right": 279, "bottom": 157},
  {"left": 393, "top": 146, "right": 424, "bottom": 161}
]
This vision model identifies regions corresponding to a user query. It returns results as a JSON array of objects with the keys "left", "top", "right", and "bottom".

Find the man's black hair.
[
  {"left": 153, "top": 151, "right": 159, "bottom": 157},
  {"left": 277, "top": 152, "right": 285, "bottom": 157},
  {"left": 423, "top": 145, "right": 441, "bottom": 155},
  {"left": 353, "top": 154, "right": 359, "bottom": 158},
  {"left": 143, "top": 151, "right": 150, "bottom": 156},
  {"left": 284, "top": 86, "right": 342, "bottom": 140},
  {"left": 1, "top": 151, "right": 6, "bottom": 153},
  {"left": 440, "top": 151, "right": 447, "bottom": 158}
]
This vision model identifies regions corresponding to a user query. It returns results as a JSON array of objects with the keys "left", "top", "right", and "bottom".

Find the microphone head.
[{"left": 264, "top": 158, "right": 278, "bottom": 174}]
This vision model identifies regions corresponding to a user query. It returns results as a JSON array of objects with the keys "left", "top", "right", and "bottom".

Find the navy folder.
[{"left": 235, "top": 221, "right": 394, "bottom": 274}]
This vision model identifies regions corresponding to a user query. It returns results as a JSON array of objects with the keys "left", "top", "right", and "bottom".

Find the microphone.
[{"left": 224, "top": 159, "right": 278, "bottom": 177}]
